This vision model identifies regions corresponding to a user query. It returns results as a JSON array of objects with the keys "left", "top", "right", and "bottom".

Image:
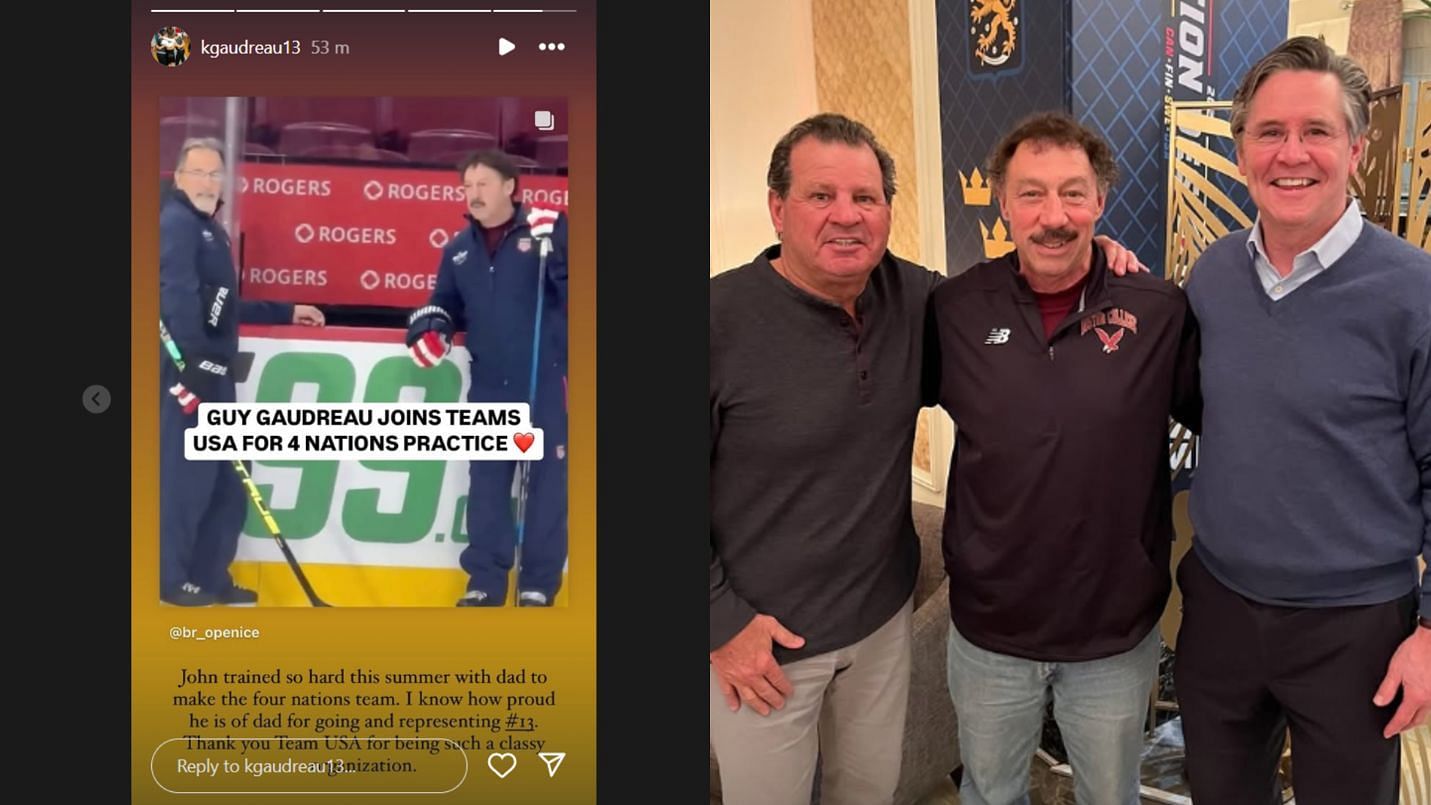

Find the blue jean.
[{"left": 946, "top": 622, "right": 1158, "bottom": 805}]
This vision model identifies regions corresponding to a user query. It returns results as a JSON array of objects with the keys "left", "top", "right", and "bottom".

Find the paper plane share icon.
[{"left": 538, "top": 751, "right": 566, "bottom": 777}]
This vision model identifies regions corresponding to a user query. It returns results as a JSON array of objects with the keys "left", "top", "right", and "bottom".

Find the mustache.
[{"left": 1031, "top": 228, "right": 1077, "bottom": 246}]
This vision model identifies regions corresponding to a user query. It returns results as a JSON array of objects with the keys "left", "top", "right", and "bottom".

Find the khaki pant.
[{"left": 709, "top": 596, "right": 912, "bottom": 805}]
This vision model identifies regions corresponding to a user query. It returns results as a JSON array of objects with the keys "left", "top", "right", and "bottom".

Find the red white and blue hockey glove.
[
  {"left": 169, "top": 382, "right": 200, "bottom": 414},
  {"left": 526, "top": 206, "right": 560, "bottom": 240},
  {"left": 405, "top": 305, "right": 455, "bottom": 368},
  {"left": 169, "top": 355, "right": 228, "bottom": 413}
]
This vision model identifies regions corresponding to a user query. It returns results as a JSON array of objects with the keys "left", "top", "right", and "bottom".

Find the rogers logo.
[
  {"left": 359, "top": 270, "right": 381, "bottom": 291},
  {"left": 429, "top": 229, "right": 451, "bottom": 248},
  {"left": 247, "top": 178, "right": 332, "bottom": 197},
  {"left": 380, "top": 272, "right": 439, "bottom": 291},
  {"left": 294, "top": 223, "right": 315, "bottom": 244},
  {"left": 240, "top": 176, "right": 249, "bottom": 193},
  {"left": 383, "top": 183, "right": 465, "bottom": 203},
  {"left": 318, "top": 226, "right": 398, "bottom": 245},
  {"left": 246, "top": 267, "right": 329, "bottom": 287},
  {"left": 363, "top": 180, "right": 384, "bottom": 201},
  {"left": 520, "top": 187, "right": 568, "bottom": 207}
]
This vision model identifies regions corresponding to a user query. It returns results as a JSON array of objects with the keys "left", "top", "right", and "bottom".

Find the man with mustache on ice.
[{"left": 404, "top": 148, "right": 568, "bottom": 608}]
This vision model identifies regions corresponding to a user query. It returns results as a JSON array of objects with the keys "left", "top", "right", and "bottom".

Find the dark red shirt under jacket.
[{"left": 926, "top": 248, "right": 1202, "bottom": 662}]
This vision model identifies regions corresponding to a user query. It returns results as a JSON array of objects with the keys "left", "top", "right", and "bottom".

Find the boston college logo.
[
  {"left": 1094, "top": 327, "right": 1124, "bottom": 353},
  {"left": 1080, "top": 308, "right": 1138, "bottom": 354}
]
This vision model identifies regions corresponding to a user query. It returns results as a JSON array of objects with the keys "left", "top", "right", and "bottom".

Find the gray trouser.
[{"left": 709, "top": 596, "right": 912, "bottom": 805}]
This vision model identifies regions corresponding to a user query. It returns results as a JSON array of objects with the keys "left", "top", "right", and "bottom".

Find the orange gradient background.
[{"left": 132, "top": 5, "right": 596, "bottom": 802}]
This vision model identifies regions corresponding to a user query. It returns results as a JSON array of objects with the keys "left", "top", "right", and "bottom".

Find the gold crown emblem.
[
  {"left": 960, "top": 168, "right": 991, "bottom": 206},
  {"left": 980, "top": 217, "right": 1015, "bottom": 259}
]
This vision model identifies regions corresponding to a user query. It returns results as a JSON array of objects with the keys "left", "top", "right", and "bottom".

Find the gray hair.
[
  {"left": 176, "top": 137, "right": 226, "bottom": 172},
  {"left": 1229, "top": 36, "right": 1372, "bottom": 143}
]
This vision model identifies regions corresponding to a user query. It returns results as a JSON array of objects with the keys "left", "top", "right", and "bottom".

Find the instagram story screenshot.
[{"left": 131, "top": 2, "right": 603, "bottom": 802}]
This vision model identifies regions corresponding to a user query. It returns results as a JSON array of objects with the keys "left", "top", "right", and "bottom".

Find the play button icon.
[{"left": 498, "top": 37, "right": 515, "bottom": 56}]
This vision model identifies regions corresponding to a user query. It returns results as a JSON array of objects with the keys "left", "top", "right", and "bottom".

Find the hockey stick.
[
  {"left": 159, "top": 319, "right": 332, "bottom": 607},
  {"left": 514, "top": 236, "right": 551, "bottom": 560}
]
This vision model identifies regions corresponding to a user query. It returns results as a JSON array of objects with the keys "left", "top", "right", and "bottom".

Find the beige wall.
[
  {"left": 1289, "top": 0, "right": 1426, "bottom": 53},
  {"left": 811, "top": 0, "right": 922, "bottom": 263},
  {"left": 709, "top": 0, "right": 953, "bottom": 506},
  {"left": 709, "top": 0, "right": 818, "bottom": 275},
  {"left": 809, "top": 0, "right": 951, "bottom": 506}
]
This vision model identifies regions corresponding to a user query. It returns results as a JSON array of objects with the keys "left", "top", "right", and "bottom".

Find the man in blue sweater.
[{"left": 1171, "top": 37, "right": 1430, "bottom": 804}]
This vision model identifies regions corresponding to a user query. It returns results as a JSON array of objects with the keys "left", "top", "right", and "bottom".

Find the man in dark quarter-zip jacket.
[{"left": 926, "top": 111, "right": 1201, "bottom": 805}]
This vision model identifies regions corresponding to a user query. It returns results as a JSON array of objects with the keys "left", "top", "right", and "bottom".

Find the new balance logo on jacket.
[{"left": 985, "top": 327, "right": 1011, "bottom": 345}]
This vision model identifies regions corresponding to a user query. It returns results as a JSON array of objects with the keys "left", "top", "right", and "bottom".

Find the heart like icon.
[
  {"left": 513, "top": 432, "right": 535, "bottom": 453},
  {"left": 487, "top": 751, "right": 517, "bottom": 779}
]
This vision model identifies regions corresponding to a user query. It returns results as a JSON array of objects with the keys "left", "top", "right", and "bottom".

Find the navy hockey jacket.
[
  {"left": 159, "top": 188, "right": 292, "bottom": 366},
  {"left": 423, "top": 203, "right": 568, "bottom": 408}
]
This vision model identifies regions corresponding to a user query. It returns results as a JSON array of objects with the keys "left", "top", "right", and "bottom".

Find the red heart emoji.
[{"left": 513, "top": 433, "right": 535, "bottom": 453}]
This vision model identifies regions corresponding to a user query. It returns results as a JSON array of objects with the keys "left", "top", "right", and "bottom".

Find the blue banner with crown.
[
  {"left": 938, "top": 0, "right": 1067, "bottom": 277},
  {"left": 938, "top": 0, "right": 1286, "bottom": 278}
]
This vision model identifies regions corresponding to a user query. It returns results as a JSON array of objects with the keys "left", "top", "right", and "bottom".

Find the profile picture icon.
[{"left": 151, "top": 26, "right": 191, "bottom": 67}]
